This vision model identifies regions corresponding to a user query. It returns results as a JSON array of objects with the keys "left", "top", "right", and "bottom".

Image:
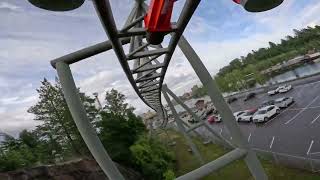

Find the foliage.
[
  {"left": 130, "top": 135, "right": 175, "bottom": 180},
  {"left": 104, "top": 88, "right": 135, "bottom": 116},
  {"left": 216, "top": 26, "right": 320, "bottom": 92},
  {"left": 27, "top": 78, "right": 98, "bottom": 157},
  {"left": 192, "top": 86, "right": 208, "bottom": 98},
  {"left": 0, "top": 131, "right": 40, "bottom": 171},
  {"left": 1, "top": 81, "right": 175, "bottom": 180},
  {"left": 163, "top": 169, "right": 175, "bottom": 180},
  {"left": 98, "top": 111, "right": 146, "bottom": 166}
]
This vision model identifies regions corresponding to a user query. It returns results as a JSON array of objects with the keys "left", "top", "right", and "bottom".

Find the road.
[{"left": 193, "top": 80, "right": 320, "bottom": 170}]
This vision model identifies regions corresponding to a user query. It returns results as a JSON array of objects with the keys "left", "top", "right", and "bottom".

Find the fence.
[{"left": 253, "top": 148, "right": 320, "bottom": 173}]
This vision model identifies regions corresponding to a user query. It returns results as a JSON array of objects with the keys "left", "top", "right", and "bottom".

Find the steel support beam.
[
  {"left": 162, "top": 90, "right": 204, "bottom": 164},
  {"left": 56, "top": 62, "right": 125, "bottom": 180},
  {"left": 120, "top": 15, "right": 145, "bottom": 32},
  {"left": 162, "top": 84, "right": 233, "bottom": 147},
  {"left": 176, "top": 148, "right": 247, "bottom": 180},
  {"left": 177, "top": 35, "right": 267, "bottom": 180},
  {"left": 50, "top": 38, "right": 130, "bottom": 68}
]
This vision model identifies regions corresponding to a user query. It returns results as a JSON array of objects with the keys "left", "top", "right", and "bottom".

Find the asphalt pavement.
[{"left": 196, "top": 80, "right": 320, "bottom": 165}]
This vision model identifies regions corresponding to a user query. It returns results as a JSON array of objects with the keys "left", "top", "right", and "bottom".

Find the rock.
[{"left": 0, "top": 159, "right": 142, "bottom": 180}]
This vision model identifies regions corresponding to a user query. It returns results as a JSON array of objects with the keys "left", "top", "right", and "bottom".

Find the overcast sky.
[{"left": 1, "top": 0, "right": 320, "bottom": 136}]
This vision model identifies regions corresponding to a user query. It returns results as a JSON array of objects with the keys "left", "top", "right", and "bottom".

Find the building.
[
  {"left": 261, "top": 52, "right": 320, "bottom": 75},
  {"left": 180, "top": 92, "right": 192, "bottom": 101},
  {"left": 194, "top": 99, "right": 205, "bottom": 110},
  {"left": 141, "top": 110, "right": 157, "bottom": 124}
]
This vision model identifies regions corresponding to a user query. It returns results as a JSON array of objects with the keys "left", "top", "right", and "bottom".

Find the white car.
[
  {"left": 233, "top": 111, "right": 246, "bottom": 121},
  {"left": 253, "top": 105, "right": 280, "bottom": 123},
  {"left": 278, "top": 85, "right": 292, "bottom": 93},
  {"left": 238, "top": 109, "right": 257, "bottom": 122},
  {"left": 267, "top": 89, "right": 278, "bottom": 96},
  {"left": 274, "top": 97, "right": 294, "bottom": 108}
]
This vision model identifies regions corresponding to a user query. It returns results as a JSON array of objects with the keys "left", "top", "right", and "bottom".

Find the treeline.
[
  {"left": 215, "top": 25, "right": 320, "bottom": 92},
  {"left": 0, "top": 79, "right": 175, "bottom": 180}
]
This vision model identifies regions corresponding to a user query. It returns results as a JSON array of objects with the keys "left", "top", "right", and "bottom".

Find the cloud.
[
  {"left": 1, "top": 0, "right": 320, "bottom": 136},
  {"left": 0, "top": 2, "right": 21, "bottom": 11}
]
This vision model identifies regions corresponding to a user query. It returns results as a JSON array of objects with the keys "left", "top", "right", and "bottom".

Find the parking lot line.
[
  {"left": 269, "top": 136, "right": 275, "bottom": 149},
  {"left": 287, "top": 105, "right": 320, "bottom": 111},
  {"left": 219, "top": 128, "right": 222, "bottom": 135},
  {"left": 307, "top": 140, "right": 314, "bottom": 155},
  {"left": 285, "top": 95, "right": 320, "bottom": 125},
  {"left": 265, "top": 107, "right": 289, "bottom": 125},
  {"left": 310, "top": 113, "right": 320, "bottom": 124},
  {"left": 248, "top": 133, "right": 251, "bottom": 142}
]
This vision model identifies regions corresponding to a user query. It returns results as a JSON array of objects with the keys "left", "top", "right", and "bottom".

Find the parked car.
[
  {"left": 274, "top": 97, "right": 294, "bottom": 108},
  {"left": 227, "top": 97, "right": 238, "bottom": 104},
  {"left": 233, "top": 111, "right": 246, "bottom": 122},
  {"left": 253, "top": 105, "right": 280, "bottom": 123},
  {"left": 259, "top": 100, "right": 275, "bottom": 108},
  {"left": 268, "top": 84, "right": 292, "bottom": 96},
  {"left": 278, "top": 85, "right": 292, "bottom": 93},
  {"left": 238, "top": 108, "right": 257, "bottom": 122},
  {"left": 267, "top": 89, "right": 278, "bottom": 96},
  {"left": 205, "top": 104, "right": 216, "bottom": 116},
  {"left": 244, "top": 92, "right": 256, "bottom": 101},
  {"left": 188, "top": 118, "right": 198, "bottom": 124},
  {"left": 207, "top": 114, "right": 222, "bottom": 124}
]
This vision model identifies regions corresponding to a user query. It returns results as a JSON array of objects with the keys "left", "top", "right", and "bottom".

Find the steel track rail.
[{"left": 91, "top": 0, "right": 200, "bottom": 127}]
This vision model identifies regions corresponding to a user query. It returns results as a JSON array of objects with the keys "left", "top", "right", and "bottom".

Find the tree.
[
  {"left": 98, "top": 112, "right": 145, "bottom": 166},
  {"left": 216, "top": 26, "right": 320, "bottom": 92},
  {"left": 104, "top": 88, "right": 135, "bottom": 116},
  {"left": 0, "top": 130, "right": 39, "bottom": 171},
  {"left": 28, "top": 78, "right": 98, "bottom": 157}
]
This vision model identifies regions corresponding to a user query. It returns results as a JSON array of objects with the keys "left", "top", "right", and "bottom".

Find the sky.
[{"left": 1, "top": 0, "right": 320, "bottom": 136}]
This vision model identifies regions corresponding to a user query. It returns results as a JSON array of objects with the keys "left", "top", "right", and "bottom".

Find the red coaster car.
[{"left": 144, "top": 0, "right": 175, "bottom": 45}]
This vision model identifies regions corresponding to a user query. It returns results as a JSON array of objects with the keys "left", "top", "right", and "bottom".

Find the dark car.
[
  {"left": 227, "top": 97, "right": 238, "bottom": 104},
  {"left": 244, "top": 92, "right": 256, "bottom": 101}
]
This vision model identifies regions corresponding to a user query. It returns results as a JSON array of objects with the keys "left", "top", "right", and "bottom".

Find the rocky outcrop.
[{"left": 0, "top": 159, "right": 142, "bottom": 180}]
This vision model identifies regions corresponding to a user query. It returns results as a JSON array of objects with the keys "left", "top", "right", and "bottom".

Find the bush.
[
  {"left": 130, "top": 135, "right": 175, "bottom": 180},
  {"left": 0, "top": 148, "right": 36, "bottom": 172},
  {"left": 163, "top": 170, "right": 175, "bottom": 180},
  {"left": 98, "top": 112, "right": 146, "bottom": 166}
]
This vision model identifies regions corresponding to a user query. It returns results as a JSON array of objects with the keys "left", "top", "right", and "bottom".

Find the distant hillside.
[{"left": 215, "top": 26, "right": 320, "bottom": 92}]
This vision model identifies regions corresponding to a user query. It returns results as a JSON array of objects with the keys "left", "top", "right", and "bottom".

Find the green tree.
[
  {"left": 28, "top": 78, "right": 98, "bottom": 157},
  {"left": 104, "top": 89, "right": 135, "bottom": 116},
  {"left": 216, "top": 26, "right": 320, "bottom": 92},
  {"left": 0, "top": 130, "right": 39, "bottom": 171},
  {"left": 98, "top": 111, "right": 145, "bottom": 166}
]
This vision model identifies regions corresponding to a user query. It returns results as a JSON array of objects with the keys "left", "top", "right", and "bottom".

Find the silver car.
[{"left": 274, "top": 97, "right": 294, "bottom": 108}]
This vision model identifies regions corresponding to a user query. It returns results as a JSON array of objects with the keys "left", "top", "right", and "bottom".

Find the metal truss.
[
  {"left": 46, "top": 0, "right": 269, "bottom": 179},
  {"left": 51, "top": 0, "right": 200, "bottom": 128}
]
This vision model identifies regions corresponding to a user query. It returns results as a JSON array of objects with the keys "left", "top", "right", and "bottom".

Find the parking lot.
[{"left": 197, "top": 80, "right": 320, "bottom": 161}]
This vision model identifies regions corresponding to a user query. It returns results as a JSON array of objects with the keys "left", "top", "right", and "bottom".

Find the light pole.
[{"left": 93, "top": 92, "right": 102, "bottom": 110}]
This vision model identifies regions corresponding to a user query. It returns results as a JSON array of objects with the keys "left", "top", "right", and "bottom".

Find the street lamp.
[
  {"left": 28, "top": 0, "right": 85, "bottom": 11},
  {"left": 233, "top": 0, "right": 284, "bottom": 12}
]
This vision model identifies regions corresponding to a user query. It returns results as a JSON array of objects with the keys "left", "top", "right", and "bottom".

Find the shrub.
[{"left": 130, "top": 135, "right": 175, "bottom": 180}]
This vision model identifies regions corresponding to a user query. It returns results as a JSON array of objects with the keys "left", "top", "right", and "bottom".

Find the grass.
[{"left": 159, "top": 130, "right": 320, "bottom": 180}]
